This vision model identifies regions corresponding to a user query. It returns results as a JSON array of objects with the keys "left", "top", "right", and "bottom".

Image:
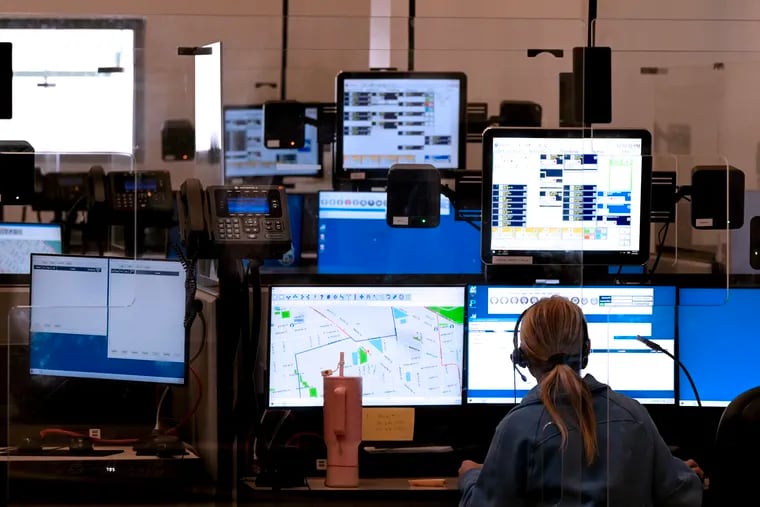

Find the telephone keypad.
[{"left": 216, "top": 215, "right": 284, "bottom": 241}]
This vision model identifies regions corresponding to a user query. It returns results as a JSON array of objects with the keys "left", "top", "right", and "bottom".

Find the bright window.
[{"left": 0, "top": 19, "right": 143, "bottom": 155}]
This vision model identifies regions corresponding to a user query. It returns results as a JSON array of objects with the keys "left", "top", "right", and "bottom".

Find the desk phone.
[
  {"left": 178, "top": 180, "right": 292, "bottom": 260},
  {"left": 107, "top": 170, "right": 173, "bottom": 214}
]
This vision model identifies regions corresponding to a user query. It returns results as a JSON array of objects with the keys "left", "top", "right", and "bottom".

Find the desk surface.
[
  {"left": 245, "top": 476, "right": 459, "bottom": 492},
  {"left": 0, "top": 445, "right": 199, "bottom": 461},
  {"left": 307, "top": 477, "right": 459, "bottom": 491}
]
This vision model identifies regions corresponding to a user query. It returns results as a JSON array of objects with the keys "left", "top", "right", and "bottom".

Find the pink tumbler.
[{"left": 323, "top": 357, "right": 362, "bottom": 488}]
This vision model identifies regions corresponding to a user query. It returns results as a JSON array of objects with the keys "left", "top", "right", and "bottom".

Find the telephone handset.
[
  {"left": 177, "top": 179, "right": 292, "bottom": 260},
  {"left": 177, "top": 178, "right": 213, "bottom": 258},
  {"left": 107, "top": 170, "right": 173, "bottom": 214}
]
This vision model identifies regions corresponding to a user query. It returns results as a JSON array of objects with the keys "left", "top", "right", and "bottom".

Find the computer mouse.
[{"left": 68, "top": 436, "right": 94, "bottom": 455}]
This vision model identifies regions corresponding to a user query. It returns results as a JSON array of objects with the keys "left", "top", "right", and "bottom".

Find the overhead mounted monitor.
[
  {"left": 335, "top": 71, "right": 466, "bottom": 181},
  {"left": 29, "top": 254, "right": 187, "bottom": 385},
  {"left": 466, "top": 284, "right": 676, "bottom": 405},
  {"left": 268, "top": 285, "right": 465, "bottom": 407},
  {"left": 224, "top": 104, "right": 322, "bottom": 179},
  {"left": 481, "top": 128, "right": 652, "bottom": 266}
]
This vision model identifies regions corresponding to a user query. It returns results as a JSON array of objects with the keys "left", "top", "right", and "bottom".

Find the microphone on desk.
[{"left": 635, "top": 335, "right": 702, "bottom": 408}]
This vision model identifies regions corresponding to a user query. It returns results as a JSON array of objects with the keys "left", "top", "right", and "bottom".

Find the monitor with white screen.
[
  {"left": 335, "top": 71, "right": 466, "bottom": 180},
  {"left": 29, "top": 254, "right": 187, "bottom": 385},
  {"left": 678, "top": 288, "right": 760, "bottom": 407},
  {"left": 481, "top": 128, "right": 652, "bottom": 266},
  {"left": 466, "top": 284, "right": 676, "bottom": 404},
  {"left": 317, "top": 191, "right": 481, "bottom": 275},
  {"left": 0, "top": 223, "right": 62, "bottom": 281},
  {"left": 268, "top": 285, "right": 465, "bottom": 407},
  {"left": 224, "top": 104, "right": 321, "bottom": 179}
]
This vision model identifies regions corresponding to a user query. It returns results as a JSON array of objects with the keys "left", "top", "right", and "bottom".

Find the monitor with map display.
[
  {"left": 0, "top": 223, "right": 62, "bottom": 283},
  {"left": 267, "top": 285, "right": 465, "bottom": 407}
]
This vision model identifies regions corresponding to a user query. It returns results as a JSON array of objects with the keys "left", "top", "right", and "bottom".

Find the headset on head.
[{"left": 510, "top": 300, "right": 591, "bottom": 373}]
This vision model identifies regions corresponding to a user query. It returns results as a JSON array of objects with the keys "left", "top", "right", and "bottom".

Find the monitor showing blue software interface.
[
  {"left": 466, "top": 285, "right": 676, "bottom": 404},
  {"left": 268, "top": 285, "right": 465, "bottom": 407},
  {"left": 0, "top": 223, "right": 62, "bottom": 275},
  {"left": 29, "top": 255, "right": 187, "bottom": 385},
  {"left": 678, "top": 288, "right": 760, "bottom": 407},
  {"left": 224, "top": 105, "right": 321, "bottom": 178},
  {"left": 481, "top": 129, "right": 651, "bottom": 266},
  {"left": 317, "top": 191, "right": 481, "bottom": 275}
]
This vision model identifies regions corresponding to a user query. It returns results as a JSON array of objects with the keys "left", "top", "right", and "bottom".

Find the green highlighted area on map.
[{"left": 427, "top": 306, "right": 464, "bottom": 324}]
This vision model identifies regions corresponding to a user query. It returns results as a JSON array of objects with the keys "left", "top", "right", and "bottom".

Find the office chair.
[{"left": 710, "top": 386, "right": 760, "bottom": 505}]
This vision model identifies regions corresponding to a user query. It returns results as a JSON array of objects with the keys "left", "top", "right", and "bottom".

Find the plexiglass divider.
[{"left": 2, "top": 9, "right": 755, "bottom": 504}]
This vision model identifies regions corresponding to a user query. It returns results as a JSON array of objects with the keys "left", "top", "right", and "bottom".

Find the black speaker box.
[
  {"left": 691, "top": 165, "right": 745, "bottom": 230},
  {"left": 0, "top": 42, "right": 11, "bottom": 119},
  {"left": 572, "top": 46, "right": 612, "bottom": 124},
  {"left": 0, "top": 140, "right": 35, "bottom": 205},
  {"left": 498, "top": 100, "right": 542, "bottom": 127},
  {"left": 161, "top": 119, "right": 195, "bottom": 161}
]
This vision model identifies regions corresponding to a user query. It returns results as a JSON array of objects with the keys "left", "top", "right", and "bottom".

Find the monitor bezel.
[
  {"left": 0, "top": 222, "right": 63, "bottom": 285},
  {"left": 28, "top": 253, "right": 189, "bottom": 386},
  {"left": 266, "top": 283, "right": 467, "bottom": 409},
  {"left": 481, "top": 127, "right": 653, "bottom": 266},
  {"left": 463, "top": 283, "right": 678, "bottom": 406},
  {"left": 334, "top": 70, "right": 467, "bottom": 182},
  {"left": 222, "top": 102, "right": 324, "bottom": 181}
]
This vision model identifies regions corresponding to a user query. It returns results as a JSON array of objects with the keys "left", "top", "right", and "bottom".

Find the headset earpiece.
[
  {"left": 580, "top": 316, "right": 590, "bottom": 369},
  {"left": 511, "top": 308, "right": 530, "bottom": 369}
]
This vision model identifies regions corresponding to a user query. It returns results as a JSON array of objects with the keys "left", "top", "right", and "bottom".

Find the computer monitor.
[
  {"left": 466, "top": 284, "right": 676, "bottom": 404},
  {"left": 335, "top": 71, "right": 466, "bottom": 181},
  {"left": 481, "top": 128, "right": 652, "bottom": 266},
  {"left": 317, "top": 191, "right": 481, "bottom": 275},
  {"left": 678, "top": 288, "right": 760, "bottom": 407},
  {"left": 223, "top": 104, "right": 322, "bottom": 179},
  {"left": 268, "top": 285, "right": 465, "bottom": 407},
  {"left": 29, "top": 254, "right": 187, "bottom": 385},
  {"left": 0, "top": 223, "right": 62, "bottom": 283}
]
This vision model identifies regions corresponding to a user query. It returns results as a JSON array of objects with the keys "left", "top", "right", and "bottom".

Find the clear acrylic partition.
[{"left": 4, "top": 6, "right": 747, "bottom": 503}]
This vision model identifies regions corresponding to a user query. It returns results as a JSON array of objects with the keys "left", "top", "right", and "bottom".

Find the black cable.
[
  {"left": 649, "top": 221, "right": 671, "bottom": 275},
  {"left": 188, "top": 307, "right": 207, "bottom": 364}
]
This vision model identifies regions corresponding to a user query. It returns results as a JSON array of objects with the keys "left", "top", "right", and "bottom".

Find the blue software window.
[
  {"left": 678, "top": 288, "right": 760, "bottom": 407},
  {"left": 317, "top": 191, "right": 481, "bottom": 275},
  {"left": 466, "top": 285, "right": 676, "bottom": 404}
]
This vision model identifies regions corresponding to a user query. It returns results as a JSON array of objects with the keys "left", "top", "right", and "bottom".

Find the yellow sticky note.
[{"left": 362, "top": 407, "right": 415, "bottom": 441}]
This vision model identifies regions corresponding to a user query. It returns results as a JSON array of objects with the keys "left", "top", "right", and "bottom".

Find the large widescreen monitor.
[
  {"left": 466, "top": 285, "right": 676, "bottom": 404},
  {"left": 481, "top": 128, "right": 652, "bottom": 266},
  {"left": 678, "top": 288, "right": 760, "bottom": 407},
  {"left": 223, "top": 104, "right": 322, "bottom": 179},
  {"left": 317, "top": 191, "right": 481, "bottom": 275},
  {"left": 268, "top": 285, "right": 465, "bottom": 407},
  {"left": 335, "top": 71, "right": 466, "bottom": 181},
  {"left": 29, "top": 254, "right": 187, "bottom": 385},
  {"left": 0, "top": 223, "right": 62, "bottom": 282}
]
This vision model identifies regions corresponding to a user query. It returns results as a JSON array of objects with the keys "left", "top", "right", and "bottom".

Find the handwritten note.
[{"left": 362, "top": 407, "right": 415, "bottom": 441}]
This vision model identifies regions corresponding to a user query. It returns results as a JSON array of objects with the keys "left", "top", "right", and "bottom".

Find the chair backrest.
[{"left": 712, "top": 386, "right": 760, "bottom": 504}]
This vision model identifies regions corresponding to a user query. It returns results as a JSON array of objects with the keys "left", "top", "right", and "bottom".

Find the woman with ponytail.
[{"left": 458, "top": 296, "right": 703, "bottom": 506}]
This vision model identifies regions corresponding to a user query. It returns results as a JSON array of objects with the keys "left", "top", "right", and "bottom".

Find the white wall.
[{"left": 2, "top": 0, "right": 371, "bottom": 194}]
